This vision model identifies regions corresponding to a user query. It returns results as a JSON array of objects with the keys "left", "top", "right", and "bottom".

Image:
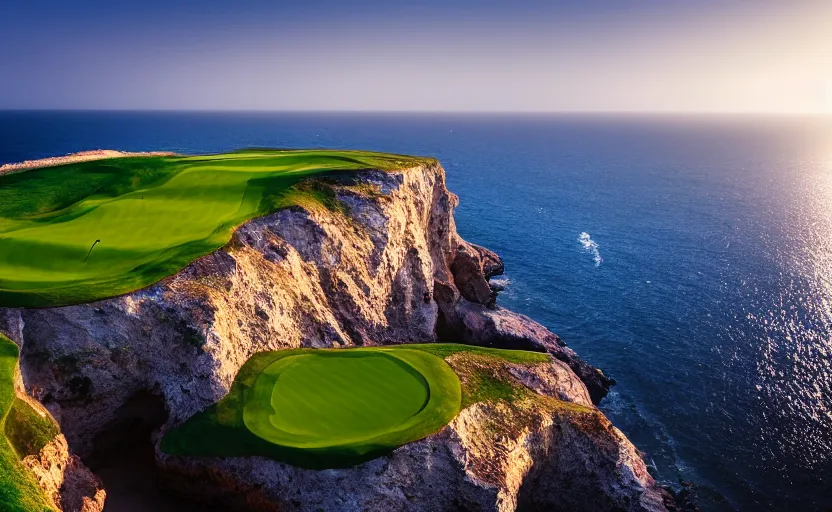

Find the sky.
[{"left": 1, "top": 0, "right": 831, "bottom": 113}]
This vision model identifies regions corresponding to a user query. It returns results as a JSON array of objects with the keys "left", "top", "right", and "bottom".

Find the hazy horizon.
[
  {"left": 3, "top": 0, "right": 831, "bottom": 113},
  {"left": 4, "top": 109, "right": 832, "bottom": 116}
]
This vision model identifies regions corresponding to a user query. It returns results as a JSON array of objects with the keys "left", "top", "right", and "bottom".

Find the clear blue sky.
[{"left": 2, "top": 0, "right": 830, "bottom": 112}]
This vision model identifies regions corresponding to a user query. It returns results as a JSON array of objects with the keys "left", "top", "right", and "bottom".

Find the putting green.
[
  {"left": 0, "top": 149, "right": 430, "bottom": 307},
  {"left": 245, "top": 350, "right": 449, "bottom": 449},
  {"left": 161, "top": 346, "right": 462, "bottom": 468}
]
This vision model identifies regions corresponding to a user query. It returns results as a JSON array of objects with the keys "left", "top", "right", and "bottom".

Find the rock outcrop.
[
  {"left": 21, "top": 434, "right": 106, "bottom": 512},
  {"left": 2, "top": 330, "right": 106, "bottom": 512},
  {"left": 158, "top": 358, "right": 666, "bottom": 512},
  {"left": 0, "top": 159, "right": 666, "bottom": 511}
]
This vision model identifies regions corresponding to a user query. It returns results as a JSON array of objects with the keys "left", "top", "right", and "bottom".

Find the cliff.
[{"left": 0, "top": 159, "right": 670, "bottom": 511}]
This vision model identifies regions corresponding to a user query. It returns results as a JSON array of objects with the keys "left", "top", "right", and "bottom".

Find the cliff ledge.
[{"left": 0, "top": 157, "right": 671, "bottom": 512}]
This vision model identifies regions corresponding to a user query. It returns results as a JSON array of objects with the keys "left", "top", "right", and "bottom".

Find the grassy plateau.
[
  {"left": 0, "top": 149, "right": 430, "bottom": 307},
  {"left": 161, "top": 344, "right": 550, "bottom": 469},
  {"left": 161, "top": 345, "right": 462, "bottom": 469},
  {"left": 0, "top": 334, "right": 58, "bottom": 511},
  {"left": 1, "top": 149, "right": 557, "bottom": 477}
]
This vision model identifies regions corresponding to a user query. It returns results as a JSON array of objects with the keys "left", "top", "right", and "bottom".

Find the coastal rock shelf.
[
  {"left": 161, "top": 346, "right": 464, "bottom": 469},
  {"left": 0, "top": 150, "right": 671, "bottom": 512}
]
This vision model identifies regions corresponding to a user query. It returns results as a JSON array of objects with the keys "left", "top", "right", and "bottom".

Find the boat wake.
[{"left": 578, "top": 232, "right": 603, "bottom": 266}]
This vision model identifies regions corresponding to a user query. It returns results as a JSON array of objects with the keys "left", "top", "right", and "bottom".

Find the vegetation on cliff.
[
  {"left": 161, "top": 344, "right": 550, "bottom": 469},
  {"left": 0, "top": 334, "right": 57, "bottom": 512},
  {"left": 0, "top": 150, "right": 668, "bottom": 510},
  {"left": 0, "top": 149, "right": 431, "bottom": 307},
  {"left": 161, "top": 345, "right": 462, "bottom": 469}
]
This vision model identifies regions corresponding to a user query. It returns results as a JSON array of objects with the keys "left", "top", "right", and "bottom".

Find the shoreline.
[{"left": 0, "top": 150, "right": 176, "bottom": 175}]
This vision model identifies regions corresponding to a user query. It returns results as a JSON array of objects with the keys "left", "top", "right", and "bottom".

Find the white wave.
[
  {"left": 488, "top": 277, "right": 511, "bottom": 292},
  {"left": 578, "top": 232, "right": 603, "bottom": 266}
]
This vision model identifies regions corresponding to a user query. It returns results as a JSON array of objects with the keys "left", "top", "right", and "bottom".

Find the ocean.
[{"left": 1, "top": 111, "right": 830, "bottom": 511}]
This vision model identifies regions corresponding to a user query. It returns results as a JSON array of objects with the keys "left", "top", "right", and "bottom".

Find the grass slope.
[
  {"left": 162, "top": 346, "right": 461, "bottom": 469},
  {"left": 408, "top": 344, "right": 550, "bottom": 408},
  {"left": 0, "top": 149, "right": 431, "bottom": 307},
  {"left": 0, "top": 334, "right": 56, "bottom": 512},
  {"left": 161, "top": 344, "right": 550, "bottom": 469}
]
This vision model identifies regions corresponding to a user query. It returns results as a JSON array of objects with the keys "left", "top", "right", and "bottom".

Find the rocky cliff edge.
[{"left": 0, "top": 159, "right": 673, "bottom": 512}]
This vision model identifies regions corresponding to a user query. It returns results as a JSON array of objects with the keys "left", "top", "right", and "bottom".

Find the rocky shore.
[
  {"left": 0, "top": 155, "right": 677, "bottom": 511},
  {"left": 0, "top": 150, "right": 174, "bottom": 175}
]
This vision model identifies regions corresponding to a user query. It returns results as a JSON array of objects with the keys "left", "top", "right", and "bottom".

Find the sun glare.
[{"left": 826, "top": 86, "right": 832, "bottom": 115}]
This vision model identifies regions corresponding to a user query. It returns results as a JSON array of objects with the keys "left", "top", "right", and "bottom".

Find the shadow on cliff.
[{"left": 84, "top": 391, "right": 215, "bottom": 512}]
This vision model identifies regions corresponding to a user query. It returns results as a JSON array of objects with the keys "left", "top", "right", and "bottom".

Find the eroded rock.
[
  {"left": 22, "top": 434, "right": 106, "bottom": 512},
  {"left": 1, "top": 160, "right": 660, "bottom": 511},
  {"left": 158, "top": 354, "right": 666, "bottom": 512}
]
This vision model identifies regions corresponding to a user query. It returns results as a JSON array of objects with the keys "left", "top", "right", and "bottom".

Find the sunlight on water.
[{"left": 750, "top": 155, "right": 832, "bottom": 469}]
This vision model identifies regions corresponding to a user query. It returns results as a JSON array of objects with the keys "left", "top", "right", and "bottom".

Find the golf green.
[
  {"left": 246, "top": 350, "right": 446, "bottom": 449},
  {"left": 0, "top": 149, "right": 429, "bottom": 307},
  {"left": 161, "top": 346, "right": 462, "bottom": 468}
]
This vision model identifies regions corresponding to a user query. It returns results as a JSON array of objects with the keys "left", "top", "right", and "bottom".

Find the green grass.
[
  {"left": 407, "top": 343, "right": 550, "bottom": 364},
  {"left": 0, "top": 334, "right": 56, "bottom": 512},
  {"left": 161, "top": 346, "right": 461, "bottom": 469},
  {"left": 409, "top": 344, "right": 551, "bottom": 408},
  {"left": 161, "top": 343, "right": 550, "bottom": 469},
  {"left": 5, "top": 398, "right": 60, "bottom": 459},
  {"left": 0, "top": 149, "right": 432, "bottom": 307}
]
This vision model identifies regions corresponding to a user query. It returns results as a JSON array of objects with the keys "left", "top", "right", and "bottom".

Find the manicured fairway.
[
  {"left": 0, "top": 335, "right": 55, "bottom": 512},
  {"left": 0, "top": 149, "right": 429, "bottom": 307},
  {"left": 162, "top": 346, "right": 462, "bottom": 469}
]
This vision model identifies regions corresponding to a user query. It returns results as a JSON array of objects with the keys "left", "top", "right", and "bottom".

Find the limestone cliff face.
[
  {"left": 0, "top": 161, "right": 667, "bottom": 511},
  {"left": 21, "top": 434, "right": 106, "bottom": 512},
  {"left": 5, "top": 334, "right": 106, "bottom": 512},
  {"left": 158, "top": 358, "right": 667, "bottom": 512}
]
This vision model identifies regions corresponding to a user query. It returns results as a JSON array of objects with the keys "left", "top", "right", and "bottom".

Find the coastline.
[
  {"left": 0, "top": 153, "right": 675, "bottom": 511},
  {"left": 0, "top": 150, "right": 175, "bottom": 175}
]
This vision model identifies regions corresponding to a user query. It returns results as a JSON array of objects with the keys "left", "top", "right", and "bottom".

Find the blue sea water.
[{"left": 1, "top": 111, "right": 831, "bottom": 511}]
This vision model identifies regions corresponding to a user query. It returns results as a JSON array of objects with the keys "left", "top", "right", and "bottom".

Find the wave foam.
[
  {"left": 488, "top": 277, "right": 511, "bottom": 290},
  {"left": 578, "top": 232, "right": 603, "bottom": 266}
]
